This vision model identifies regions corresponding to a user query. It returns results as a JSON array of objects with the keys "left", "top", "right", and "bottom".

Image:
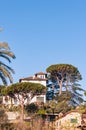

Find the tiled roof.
[
  {"left": 56, "top": 110, "right": 80, "bottom": 120},
  {"left": 35, "top": 72, "right": 47, "bottom": 75},
  {"left": 19, "top": 76, "right": 47, "bottom": 82},
  {"left": 19, "top": 72, "right": 48, "bottom": 82}
]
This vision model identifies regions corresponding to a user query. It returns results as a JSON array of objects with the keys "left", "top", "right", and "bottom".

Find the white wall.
[
  {"left": 21, "top": 80, "right": 47, "bottom": 86},
  {"left": 29, "top": 95, "right": 46, "bottom": 104},
  {"left": 3, "top": 94, "right": 46, "bottom": 106}
]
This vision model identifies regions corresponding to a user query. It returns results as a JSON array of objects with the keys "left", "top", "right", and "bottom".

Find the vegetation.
[
  {"left": 46, "top": 64, "right": 84, "bottom": 108},
  {"left": 0, "top": 107, "right": 8, "bottom": 124},
  {"left": 2, "top": 82, "right": 47, "bottom": 120},
  {"left": 46, "top": 64, "right": 82, "bottom": 95},
  {"left": 0, "top": 42, "right": 16, "bottom": 85},
  {"left": 0, "top": 63, "right": 86, "bottom": 129},
  {"left": 25, "top": 103, "right": 38, "bottom": 113}
]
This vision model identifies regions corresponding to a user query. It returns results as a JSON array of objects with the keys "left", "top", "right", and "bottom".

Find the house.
[
  {"left": 19, "top": 72, "right": 48, "bottom": 104},
  {"left": 3, "top": 72, "right": 48, "bottom": 106},
  {"left": 19, "top": 72, "right": 48, "bottom": 86},
  {"left": 53, "top": 110, "right": 81, "bottom": 130}
]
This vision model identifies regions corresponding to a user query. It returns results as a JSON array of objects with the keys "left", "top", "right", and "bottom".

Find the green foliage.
[
  {"left": 46, "top": 63, "right": 82, "bottom": 82},
  {"left": 2, "top": 82, "right": 46, "bottom": 120},
  {"left": 25, "top": 103, "right": 38, "bottom": 113},
  {"left": 55, "top": 100, "right": 72, "bottom": 113},
  {"left": 55, "top": 90, "right": 84, "bottom": 106},
  {"left": 46, "top": 63, "right": 84, "bottom": 106},
  {"left": 8, "top": 105, "right": 21, "bottom": 112},
  {"left": 2, "top": 82, "right": 47, "bottom": 97},
  {"left": 0, "top": 42, "right": 16, "bottom": 85},
  {"left": 84, "top": 91, "right": 86, "bottom": 96},
  {"left": 0, "top": 85, "right": 5, "bottom": 104},
  {"left": 76, "top": 104, "right": 86, "bottom": 113},
  {"left": 37, "top": 109, "right": 46, "bottom": 115},
  {"left": 55, "top": 92, "right": 71, "bottom": 103},
  {"left": 45, "top": 100, "right": 72, "bottom": 114}
]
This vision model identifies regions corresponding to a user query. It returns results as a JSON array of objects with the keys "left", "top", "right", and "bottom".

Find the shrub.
[{"left": 25, "top": 103, "right": 38, "bottom": 113}]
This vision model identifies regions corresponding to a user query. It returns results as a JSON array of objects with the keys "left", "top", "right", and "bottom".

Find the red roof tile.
[
  {"left": 35, "top": 72, "right": 47, "bottom": 75},
  {"left": 19, "top": 76, "right": 48, "bottom": 82}
]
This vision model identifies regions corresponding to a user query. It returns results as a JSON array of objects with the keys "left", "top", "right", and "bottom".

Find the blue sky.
[{"left": 0, "top": 0, "right": 86, "bottom": 90}]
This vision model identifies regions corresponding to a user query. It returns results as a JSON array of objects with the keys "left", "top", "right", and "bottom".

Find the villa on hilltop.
[
  {"left": 19, "top": 72, "right": 48, "bottom": 86},
  {"left": 3, "top": 72, "right": 48, "bottom": 106}
]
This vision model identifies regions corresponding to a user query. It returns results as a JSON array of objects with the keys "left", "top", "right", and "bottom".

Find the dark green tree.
[
  {"left": 46, "top": 64, "right": 82, "bottom": 95},
  {"left": 0, "top": 42, "right": 16, "bottom": 85},
  {"left": 46, "top": 64, "right": 84, "bottom": 106},
  {"left": 25, "top": 103, "right": 38, "bottom": 113},
  {"left": 2, "top": 82, "right": 46, "bottom": 120}
]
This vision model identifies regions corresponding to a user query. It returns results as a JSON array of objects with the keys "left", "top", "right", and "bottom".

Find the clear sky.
[{"left": 0, "top": 0, "right": 86, "bottom": 89}]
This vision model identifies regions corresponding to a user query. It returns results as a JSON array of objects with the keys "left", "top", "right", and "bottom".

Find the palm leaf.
[
  {"left": 0, "top": 41, "right": 15, "bottom": 85},
  {"left": 0, "top": 66, "right": 13, "bottom": 83},
  {"left": 0, "top": 42, "right": 10, "bottom": 50},
  {"left": 0, "top": 51, "right": 15, "bottom": 59},
  {"left": 0, "top": 61, "right": 15, "bottom": 73},
  {"left": 0, "top": 72, "right": 7, "bottom": 85},
  {"left": 0, "top": 54, "right": 11, "bottom": 62}
]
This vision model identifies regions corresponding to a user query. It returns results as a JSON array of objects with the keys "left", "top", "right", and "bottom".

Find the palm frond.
[
  {"left": 0, "top": 54, "right": 11, "bottom": 62},
  {"left": 0, "top": 72, "right": 8, "bottom": 85},
  {"left": 0, "top": 61, "right": 15, "bottom": 73},
  {"left": 0, "top": 42, "right": 10, "bottom": 50},
  {"left": 0, "top": 41, "right": 15, "bottom": 85},
  {"left": 0, "top": 66, "right": 13, "bottom": 84},
  {"left": 0, "top": 51, "right": 16, "bottom": 59}
]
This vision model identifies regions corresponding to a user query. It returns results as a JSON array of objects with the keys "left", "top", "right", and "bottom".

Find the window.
[
  {"left": 36, "top": 97, "right": 44, "bottom": 102},
  {"left": 70, "top": 118, "right": 77, "bottom": 123},
  {"left": 14, "top": 98, "right": 17, "bottom": 105}
]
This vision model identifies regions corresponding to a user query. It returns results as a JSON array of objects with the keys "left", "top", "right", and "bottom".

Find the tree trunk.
[
  {"left": 59, "top": 80, "right": 62, "bottom": 95},
  {"left": 56, "top": 77, "right": 63, "bottom": 96},
  {"left": 21, "top": 96, "right": 24, "bottom": 121}
]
